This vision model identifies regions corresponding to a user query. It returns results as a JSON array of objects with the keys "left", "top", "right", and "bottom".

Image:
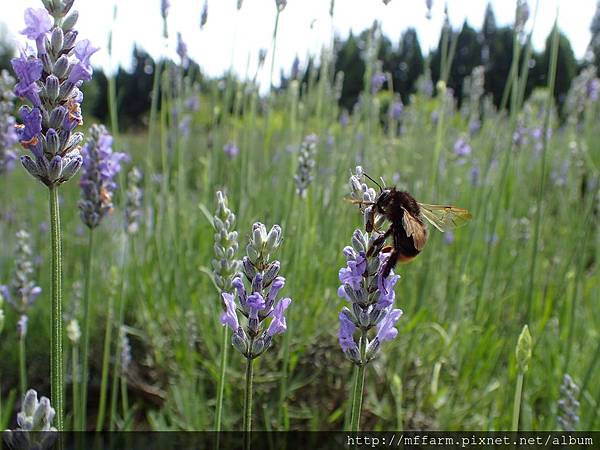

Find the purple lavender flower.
[
  {"left": 220, "top": 292, "right": 240, "bottom": 331},
  {"left": 389, "top": 99, "right": 403, "bottom": 120},
  {"left": 275, "top": 0, "right": 287, "bottom": 11},
  {"left": 79, "top": 125, "right": 127, "bottom": 229},
  {"left": 13, "top": 2, "right": 95, "bottom": 188},
  {"left": 223, "top": 141, "right": 239, "bottom": 158},
  {"left": 21, "top": 8, "right": 52, "bottom": 55},
  {"left": 470, "top": 164, "right": 480, "bottom": 186},
  {"left": 371, "top": 72, "right": 386, "bottom": 94},
  {"left": 220, "top": 222, "right": 290, "bottom": 359},
  {"left": 176, "top": 32, "right": 188, "bottom": 62},
  {"left": 468, "top": 119, "right": 481, "bottom": 137},
  {"left": 161, "top": 0, "right": 170, "bottom": 20},
  {"left": 375, "top": 308, "right": 402, "bottom": 342},
  {"left": 266, "top": 298, "right": 291, "bottom": 337},
  {"left": 444, "top": 231, "right": 455, "bottom": 245},
  {"left": 453, "top": 137, "right": 472, "bottom": 158},
  {"left": 340, "top": 110, "right": 350, "bottom": 127},
  {"left": 338, "top": 312, "right": 358, "bottom": 355}
]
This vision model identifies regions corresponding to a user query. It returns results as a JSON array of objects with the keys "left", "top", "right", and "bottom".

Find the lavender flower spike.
[
  {"left": 4, "top": 389, "right": 57, "bottom": 450},
  {"left": 294, "top": 133, "right": 318, "bottom": 198},
  {"left": 79, "top": 124, "right": 127, "bottom": 229},
  {"left": 0, "top": 70, "right": 18, "bottom": 174},
  {"left": 12, "top": 1, "right": 96, "bottom": 188},
  {"left": 1, "top": 230, "right": 42, "bottom": 317},
  {"left": 125, "top": 167, "right": 143, "bottom": 235},
  {"left": 212, "top": 191, "right": 241, "bottom": 292},
  {"left": 221, "top": 222, "right": 290, "bottom": 359},
  {"left": 338, "top": 169, "right": 403, "bottom": 365}
]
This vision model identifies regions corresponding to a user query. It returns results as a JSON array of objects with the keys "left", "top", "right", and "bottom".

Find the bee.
[{"left": 352, "top": 174, "right": 472, "bottom": 277}]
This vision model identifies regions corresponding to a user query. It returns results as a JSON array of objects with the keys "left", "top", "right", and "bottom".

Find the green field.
[{"left": 0, "top": 0, "right": 599, "bottom": 433}]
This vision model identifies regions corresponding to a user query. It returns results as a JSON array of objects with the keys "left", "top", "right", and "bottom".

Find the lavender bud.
[
  {"left": 45, "top": 75, "right": 59, "bottom": 101},
  {"left": 53, "top": 54, "right": 70, "bottom": 79},
  {"left": 212, "top": 190, "right": 240, "bottom": 291},
  {"left": 17, "top": 314, "right": 28, "bottom": 339},
  {"left": 265, "top": 225, "right": 282, "bottom": 253},
  {"left": 242, "top": 256, "right": 257, "bottom": 281},
  {"left": 48, "top": 154, "right": 62, "bottom": 181},
  {"left": 232, "top": 329, "right": 248, "bottom": 355},
  {"left": 48, "top": 106, "right": 67, "bottom": 130},
  {"left": 63, "top": 10, "right": 79, "bottom": 31},
  {"left": 263, "top": 261, "right": 280, "bottom": 286},
  {"left": 50, "top": 27, "right": 64, "bottom": 54},
  {"left": 5, "top": 389, "right": 57, "bottom": 449}
]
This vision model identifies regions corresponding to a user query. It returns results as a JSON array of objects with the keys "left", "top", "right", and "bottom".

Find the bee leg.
[
  {"left": 367, "top": 227, "right": 392, "bottom": 257},
  {"left": 382, "top": 248, "right": 399, "bottom": 278}
]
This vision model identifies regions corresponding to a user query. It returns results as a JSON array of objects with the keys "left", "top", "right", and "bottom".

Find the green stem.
[
  {"left": 71, "top": 345, "right": 79, "bottom": 428},
  {"left": 214, "top": 325, "right": 229, "bottom": 431},
  {"left": 79, "top": 228, "right": 94, "bottom": 430},
  {"left": 243, "top": 356, "right": 254, "bottom": 433},
  {"left": 95, "top": 280, "right": 115, "bottom": 430},
  {"left": 350, "top": 332, "right": 367, "bottom": 432},
  {"left": 18, "top": 335, "right": 26, "bottom": 397},
  {"left": 511, "top": 372, "right": 524, "bottom": 431},
  {"left": 49, "top": 186, "right": 64, "bottom": 431}
]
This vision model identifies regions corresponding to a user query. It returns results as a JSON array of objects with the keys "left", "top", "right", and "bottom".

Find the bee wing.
[
  {"left": 417, "top": 203, "right": 472, "bottom": 232},
  {"left": 402, "top": 207, "right": 428, "bottom": 250}
]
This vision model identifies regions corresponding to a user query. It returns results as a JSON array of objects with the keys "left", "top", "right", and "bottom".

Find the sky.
[{"left": 1, "top": 0, "right": 598, "bottom": 88}]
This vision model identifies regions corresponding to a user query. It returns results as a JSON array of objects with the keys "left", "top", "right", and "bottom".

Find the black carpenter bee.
[{"left": 353, "top": 174, "right": 472, "bottom": 277}]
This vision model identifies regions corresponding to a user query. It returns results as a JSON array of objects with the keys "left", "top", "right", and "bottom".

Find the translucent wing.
[
  {"left": 417, "top": 203, "right": 472, "bottom": 232},
  {"left": 402, "top": 207, "right": 428, "bottom": 250}
]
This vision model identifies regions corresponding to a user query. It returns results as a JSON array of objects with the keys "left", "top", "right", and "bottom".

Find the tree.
[
  {"left": 387, "top": 28, "right": 424, "bottom": 103},
  {"left": 537, "top": 29, "right": 577, "bottom": 110},
  {"left": 334, "top": 32, "right": 366, "bottom": 110}
]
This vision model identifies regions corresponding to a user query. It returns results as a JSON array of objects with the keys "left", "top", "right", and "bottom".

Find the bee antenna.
[{"left": 364, "top": 172, "right": 383, "bottom": 192}]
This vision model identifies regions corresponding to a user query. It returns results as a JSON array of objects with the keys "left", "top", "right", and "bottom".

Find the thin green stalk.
[
  {"left": 269, "top": 11, "right": 281, "bottom": 91},
  {"left": 79, "top": 228, "right": 95, "bottom": 431},
  {"left": 243, "top": 355, "right": 254, "bottom": 433},
  {"left": 350, "top": 332, "right": 367, "bottom": 432},
  {"left": 524, "top": 20, "right": 559, "bottom": 322},
  {"left": 18, "top": 336, "right": 26, "bottom": 397},
  {"left": 49, "top": 186, "right": 64, "bottom": 431},
  {"left": 511, "top": 372, "right": 524, "bottom": 431},
  {"left": 109, "top": 237, "right": 131, "bottom": 431},
  {"left": 95, "top": 282, "right": 115, "bottom": 430},
  {"left": 214, "top": 325, "right": 229, "bottom": 431},
  {"left": 71, "top": 345, "right": 79, "bottom": 428}
]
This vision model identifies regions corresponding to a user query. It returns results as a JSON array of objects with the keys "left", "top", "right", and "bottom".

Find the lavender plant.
[
  {"left": 4, "top": 389, "right": 57, "bottom": 450},
  {"left": 294, "top": 134, "right": 318, "bottom": 198},
  {"left": 11, "top": 1, "right": 97, "bottom": 429},
  {"left": 0, "top": 230, "right": 42, "bottom": 397},
  {"left": 200, "top": 1, "right": 208, "bottom": 29},
  {"left": 220, "top": 222, "right": 291, "bottom": 432},
  {"left": 212, "top": 190, "right": 241, "bottom": 431},
  {"left": 341, "top": 168, "right": 402, "bottom": 431},
  {"left": 512, "top": 324, "right": 532, "bottom": 430},
  {"left": 125, "top": 167, "right": 143, "bottom": 235},
  {"left": 78, "top": 124, "right": 125, "bottom": 430},
  {"left": 557, "top": 374, "right": 580, "bottom": 431},
  {"left": 0, "top": 70, "right": 18, "bottom": 174}
]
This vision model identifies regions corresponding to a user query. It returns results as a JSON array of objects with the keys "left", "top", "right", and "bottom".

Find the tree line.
[{"left": 1, "top": 3, "right": 598, "bottom": 129}]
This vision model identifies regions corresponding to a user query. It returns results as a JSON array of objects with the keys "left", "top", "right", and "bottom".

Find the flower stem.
[
  {"left": 95, "top": 279, "right": 115, "bottom": 430},
  {"left": 214, "top": 325, "right": 229, "bottom": 431},
  {"left": 511, "top": 372, "right": 524, "bottom": 431},
  {"left": 350, "top": 332, "right": 367, "bottom": 432},
  {"left": 243, "top": 355, "right": 254, "bottom": 433},
  {"left": 79, "top": 228, "right": 94, "bottom": 430},
  {"left": 49, "top": 186, "right": 64, "bottom": 431},
  {"left": 71, "top": 345, "right": 79, "bottom": 427},
  {"left": 18, "top": 336, "right": 27, "bottom": 398}
]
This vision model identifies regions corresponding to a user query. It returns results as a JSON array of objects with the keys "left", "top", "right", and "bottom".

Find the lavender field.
[{"left": 0, "top": 0, "right": 599, "bottom": 436}]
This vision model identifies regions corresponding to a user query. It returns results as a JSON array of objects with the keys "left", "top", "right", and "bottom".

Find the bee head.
[{"left": 375, "top": 188, "right": 394, "bottom": 213}]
